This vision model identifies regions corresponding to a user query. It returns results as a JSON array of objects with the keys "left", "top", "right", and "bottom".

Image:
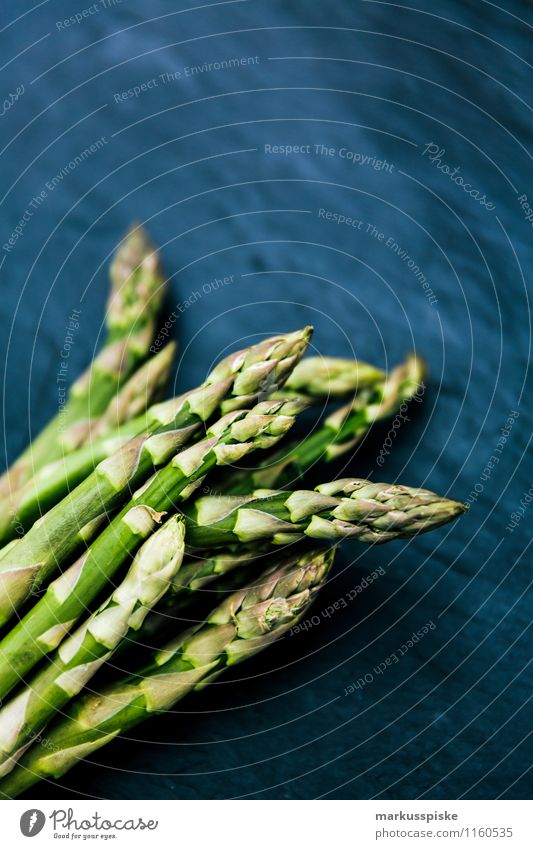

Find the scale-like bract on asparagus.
[
  {"left": 183, "top": 477, "right": 466, "bottom": 548},
  {"left": 0, "top": 548, "right": 334, "bottom": 798},
  {"left": 0, "top": 328, "right": 312, "bottom": 627},
  {"left": 0, "top": 399, "right": 305, "bottom": 700},
  {"left": 0, "top": 226, "right": 167, "bottom": 497},
  {"left": 0, "top": 516, "right": 186, "bottom": 779}
]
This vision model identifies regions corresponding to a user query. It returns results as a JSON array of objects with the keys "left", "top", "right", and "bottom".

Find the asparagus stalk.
[
  {"left": 105, "top": 224, "right": 165, "bottom": 341},
  {"left": 0, "top": 547, "right": 334, "bottom": 797},
  {"left": 79, "top": 339, "right": 176, "bottom": 444},
  {"left": 0, "top": 343, "right": 176, "bottom": 543},
  {"left": 183, "top": 476, "right": 466, "bottom": 548},
  {"left": 0, "top": 516, "right": 186, "bottom": 779},
  {"left": 114, "top": 548, "right": 272, "bottom": 658},
  {"left": 223, "top": 354, "right": 425, "bottom": 494},
  {"left": 281, "top": 355, "right": 385, "bottom": 400},
  {"left": 0, "top": 328, "right": 311, "bottom": 625},
  {"left": 171, "top": 550, "right": 265, "bottom": 596},
  {"left": 0, "top": 226, "right": 167, "bottom": 496},
  {"left": 0, "top": 399, "right": 304, "bottom": 700}
]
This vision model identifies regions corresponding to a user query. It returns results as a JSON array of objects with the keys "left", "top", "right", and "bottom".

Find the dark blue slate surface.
[{"left": 0, "top": 0, "right": 530, "bottom": 800}]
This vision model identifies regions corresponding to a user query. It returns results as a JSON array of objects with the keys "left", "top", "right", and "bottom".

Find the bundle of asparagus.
[
  {"left": 0, "top": 548, "right": 335, "bottom": 797},
  {"left": 0, "top": 228, "right": 465, "bottom": 797}
]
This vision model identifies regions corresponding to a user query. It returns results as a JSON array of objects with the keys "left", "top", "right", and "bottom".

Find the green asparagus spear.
[
  {"left": 282, "top": 355, "right": 385, "bottom": 399},
  {"left": 183, "top": 476, "right": 466, "bottom": 548},
  {"left": 0, "top": 226, "right": 167, "bottom": 496},
  {"left": 80, "top": 339, "right": 176, "bottom": 444},
  {"left": 0, "top": 343, "right": 176, "bottom": 543},
  {"left": 0, "top": 328, "right": 312, "bottom": 625},
  {"left": 0, "top": 399, "right": 304, "bottom": 700},
  {"left": 222, "top": 354, "right": 425, "bottom": 494},
  {"left": 0, "top": 547, "right": 334, "bottom": 797},
  {"left": 0, "top": 516, "right": 186, "bottom": 778},
  {"left": 106, "top": 224, "right": 165, "bottom": 341},
  {"left": 122, "top": 548, "right": 271, "bottom": 652}
]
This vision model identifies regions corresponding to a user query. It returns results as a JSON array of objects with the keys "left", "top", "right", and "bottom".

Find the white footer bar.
[{"left": 3, "top": 799, "right": 531, "bottom": 848}]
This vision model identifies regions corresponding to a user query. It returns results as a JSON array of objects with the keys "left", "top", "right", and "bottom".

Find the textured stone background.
[{"left": 0, "top": 0, "right": 530, "bottom": 799}]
